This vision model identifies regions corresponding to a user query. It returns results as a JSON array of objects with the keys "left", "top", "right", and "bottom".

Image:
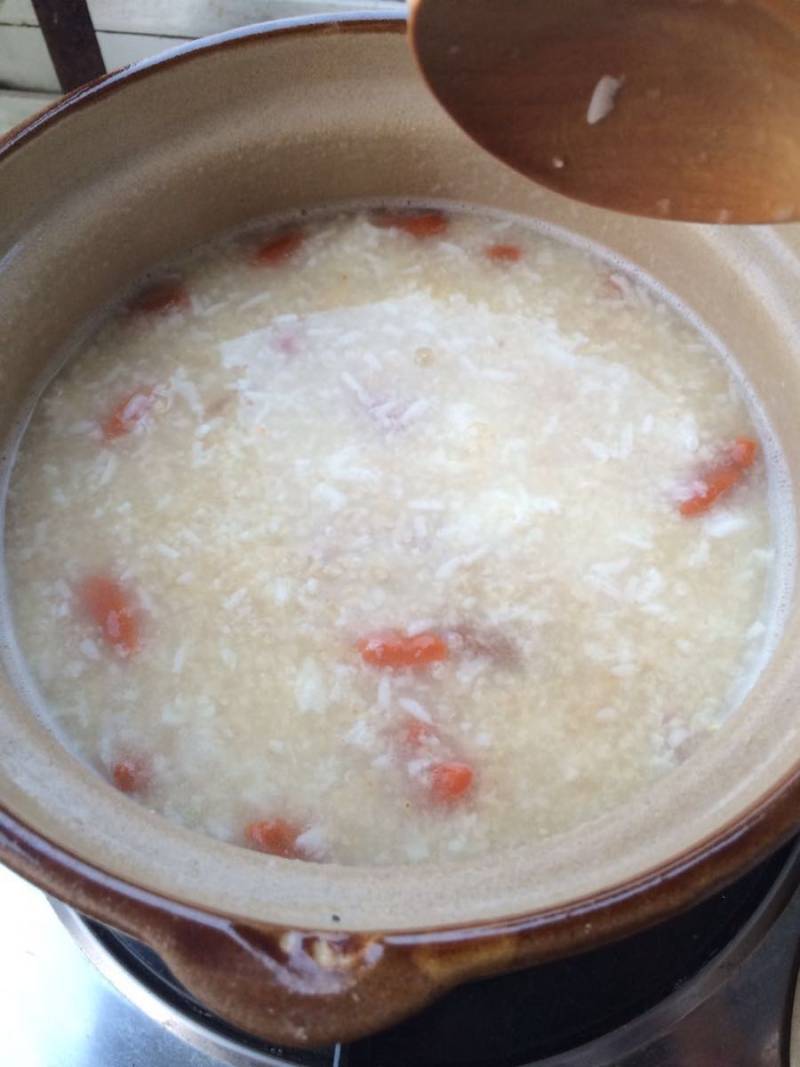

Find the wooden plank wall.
[{"left": 0, "top": 1, "right": 401, "bottom": 92}]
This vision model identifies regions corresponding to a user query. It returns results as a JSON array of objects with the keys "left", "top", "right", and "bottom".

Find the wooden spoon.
[{"left": 409, "top": 0, "right": 800, "bottom": 224}]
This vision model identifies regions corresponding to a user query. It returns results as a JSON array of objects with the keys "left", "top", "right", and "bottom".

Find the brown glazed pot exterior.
[{"left": 2, "top": 13, "right": 800, "bottom": 1047}]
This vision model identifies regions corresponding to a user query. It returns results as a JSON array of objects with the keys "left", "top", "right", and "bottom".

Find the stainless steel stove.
[{"left": 3, "top": 840, "right": 800, "bottom": 1067}]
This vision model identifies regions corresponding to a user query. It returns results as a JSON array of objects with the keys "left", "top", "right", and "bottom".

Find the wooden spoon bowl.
[{"left": 410, "top": 0, "right": 800, "bottom": 223}]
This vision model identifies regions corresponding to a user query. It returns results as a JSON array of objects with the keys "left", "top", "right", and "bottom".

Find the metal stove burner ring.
[
  {"left": 52, "top": 901, "right": 323, "bottom": 1067},
  {"left": 535, "top": 838, "right": 800, "bottom": 1067}
]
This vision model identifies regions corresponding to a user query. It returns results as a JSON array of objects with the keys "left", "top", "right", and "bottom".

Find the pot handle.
[
  {"left": 131, "top": 914, "right": 439, "bottom": 1047},
  {"left": 0, "top": 811, "right": 512, "bottom": 1046}
]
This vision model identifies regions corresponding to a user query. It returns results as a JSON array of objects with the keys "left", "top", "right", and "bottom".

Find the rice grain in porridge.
[{"left": 1, "top": 206, "right": 785, "bottom": 865}]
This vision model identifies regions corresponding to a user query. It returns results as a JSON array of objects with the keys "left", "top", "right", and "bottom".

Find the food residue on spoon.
[{"left": 587, "top": 74, "right": 624, "bottom": 125}]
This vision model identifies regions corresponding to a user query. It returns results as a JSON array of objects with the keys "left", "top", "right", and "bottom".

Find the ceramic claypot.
[{"left": 1, "top": 12, "right": 800, "bottom": 1049}]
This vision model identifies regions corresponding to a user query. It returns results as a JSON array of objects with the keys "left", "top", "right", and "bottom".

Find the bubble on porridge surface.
[{"left": 0, "top": 200, "right": 792, "bottom": 866}]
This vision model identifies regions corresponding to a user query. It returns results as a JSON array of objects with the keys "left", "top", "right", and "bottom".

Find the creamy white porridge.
[{"left": 2, "top": 206, "right": 785, "bottom": 865}]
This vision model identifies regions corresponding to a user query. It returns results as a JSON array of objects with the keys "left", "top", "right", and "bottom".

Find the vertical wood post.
[{"left": 31, "top": 0, "right": 106, "bottom": 92}]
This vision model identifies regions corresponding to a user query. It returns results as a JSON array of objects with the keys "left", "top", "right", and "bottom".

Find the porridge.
[{"left": 1, "top": 206, "right": 786, "bottom": 865}]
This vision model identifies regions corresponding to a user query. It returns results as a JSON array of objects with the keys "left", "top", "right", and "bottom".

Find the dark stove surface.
[{"left": 85, "top": 842, "right": 793, "bottom": 1067}]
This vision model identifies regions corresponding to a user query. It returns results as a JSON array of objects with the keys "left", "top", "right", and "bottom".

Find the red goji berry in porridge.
[{"left": 3, "top": 206, "right": 789, "bottom": 865}]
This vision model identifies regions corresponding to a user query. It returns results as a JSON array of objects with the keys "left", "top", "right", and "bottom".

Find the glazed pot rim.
[
  {"left": 0, "top": 9, "right": 408, "bottom": 154},
  {"left": 0, "top": 10, "right": 799, "bottom": 955},
  {"left": 4, "top": 755, "right": 800, "bottom": 945}
]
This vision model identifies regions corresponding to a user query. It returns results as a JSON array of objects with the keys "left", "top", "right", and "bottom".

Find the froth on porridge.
[{"left": 2, "top": 206, "right": 782, "bottom": 865}]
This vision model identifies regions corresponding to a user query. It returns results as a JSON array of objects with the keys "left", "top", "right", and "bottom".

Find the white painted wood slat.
[
  {"left": 0, "top": 87, "right": 57, "bottom": 135},
  {"left": 0, "top": 24, "right": 55, "bottom": 90},
  {"left": 0, "top": 2, "right": 37, "bottom": 28}
]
